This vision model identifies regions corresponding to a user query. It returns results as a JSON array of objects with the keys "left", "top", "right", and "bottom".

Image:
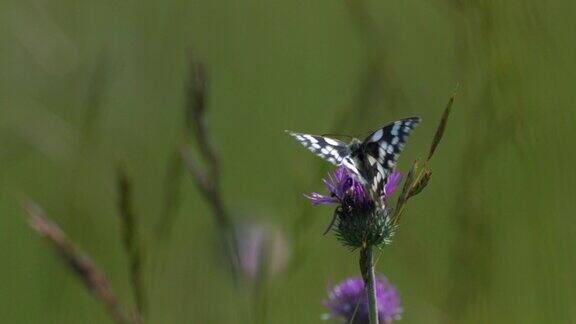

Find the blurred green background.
[{"left": 1, "top": 0, "right": 575, "bottom": 323}]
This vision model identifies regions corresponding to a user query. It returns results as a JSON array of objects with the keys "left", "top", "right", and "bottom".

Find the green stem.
[{"left": 360, "top": 245, "right": 378, "bottom": 324}]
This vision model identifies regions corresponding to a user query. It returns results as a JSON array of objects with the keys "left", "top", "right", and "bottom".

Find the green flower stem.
[{"left": 360, "top": 245, "right": 378, "bottom": 324}]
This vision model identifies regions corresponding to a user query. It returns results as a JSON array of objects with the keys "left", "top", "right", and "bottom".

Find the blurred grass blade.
[
  {"left": 155, "top": 53, "right": 207, "bottom": 243},
  {"left": 185, "top": 54, "right": 208, "bottom": 137},
  {"left": 427, "top": 92, "right": 456, "bottom": 161},
  {"left": 23, "top": 199, "right": 131, "bottom": 324},
  {"left": 179, "top": 54, "right": 241, "bottom": 281},
  {"left": 116, "top": 167, "right": 147, "bottom": 317}
]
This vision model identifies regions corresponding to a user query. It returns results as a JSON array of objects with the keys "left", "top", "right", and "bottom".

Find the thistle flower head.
[
  {"left": 306, "top": 166, "right": 401, "bottom": 248},
  {"left": 306, "top": 166, "right": 400, "bottom": 208},
  {"left": 323, "top": 275, "right": 402, "bottom": 324}
]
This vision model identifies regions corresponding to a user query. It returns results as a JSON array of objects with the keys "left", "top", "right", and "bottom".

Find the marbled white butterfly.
[{"left": 288, "top": 117, "right": 421, "bottom": 203}]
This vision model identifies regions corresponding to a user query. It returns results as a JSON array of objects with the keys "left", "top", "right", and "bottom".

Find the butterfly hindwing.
[
  {"left": 360, "top": 117, "right": 421, "bottom": 196},
  {"left": 287, "top": 132, "right": 351, "bottom": 166}
]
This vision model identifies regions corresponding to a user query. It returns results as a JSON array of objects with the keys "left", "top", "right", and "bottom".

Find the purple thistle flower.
[
  {"left": 323, "top": 275, "right": 402, "bottom": 324},
  {"left": 306, "top": 166, "right": 401, "bottom": 207},
  {"left": 305, "top": 167, "right": 356, "bottom": 205},
  {"left": 305, "top": 166, "right": 402, "bottom": 248}
]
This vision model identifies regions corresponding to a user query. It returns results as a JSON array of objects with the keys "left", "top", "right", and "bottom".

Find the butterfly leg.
[{"left": 323, "top": 207, "right": 339, "bottom": 235}]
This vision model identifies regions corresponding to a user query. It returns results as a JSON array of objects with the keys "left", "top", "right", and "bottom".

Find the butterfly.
[{"left": 288, "top": 117, "right": 421, "bottom": 203}]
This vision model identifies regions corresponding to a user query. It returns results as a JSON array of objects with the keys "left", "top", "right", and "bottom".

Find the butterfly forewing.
[
  {"left": 360, "top": 117, "right": 421, "bottom": 196},
  {"left": 287, "top": 132, "right": 351, "bottom": 166}
]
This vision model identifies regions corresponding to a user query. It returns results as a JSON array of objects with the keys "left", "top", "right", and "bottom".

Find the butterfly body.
[{"left": 288, "top": 117, "right": 421, "bottom": 203}]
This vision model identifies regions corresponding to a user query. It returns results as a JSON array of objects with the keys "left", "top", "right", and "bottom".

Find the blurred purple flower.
[
  {"left": 306, "top": 166, "right": 401, "bottom": 207},
  {"left": 236, "top": 221, "right": 290, "bottom": 281},
  {"left": 323, "top": 275, "right": 402, "bottom": 324}
]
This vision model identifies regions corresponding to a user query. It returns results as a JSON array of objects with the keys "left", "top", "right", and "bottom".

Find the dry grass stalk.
[{"left": 23, "top": 199, "right": 132, "bottom": 324}]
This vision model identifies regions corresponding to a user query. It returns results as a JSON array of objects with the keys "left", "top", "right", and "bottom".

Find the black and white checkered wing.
[
  {"left": 360, "top": 117, "right": 421, "bottom": 196},
  {"left": 287, "top": 132, "right": 351, "bottom": 166}
]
